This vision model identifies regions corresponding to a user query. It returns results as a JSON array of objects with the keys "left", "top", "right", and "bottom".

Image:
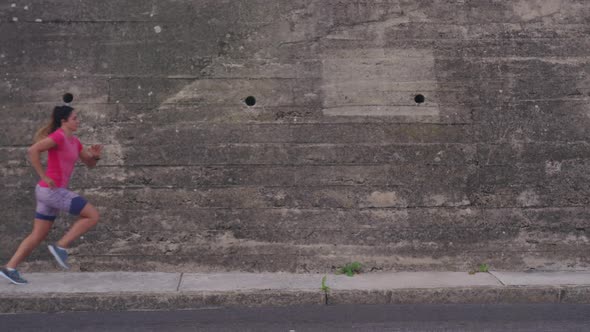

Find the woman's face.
[{"left": 62, "top": 111, "right": 79, "bottom": 132}]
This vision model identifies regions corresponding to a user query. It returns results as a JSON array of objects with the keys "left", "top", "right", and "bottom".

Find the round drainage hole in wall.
[
  {"left": 414, "top": 94, "right": 425, "bottom": 104},
  {"left": 245, "top": 96, "right": 256, "bottom": 106}
]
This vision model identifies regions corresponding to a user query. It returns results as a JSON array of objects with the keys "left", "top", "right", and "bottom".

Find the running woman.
[{"left": 1, "top": 94, "right": 102, "bottom": 285}]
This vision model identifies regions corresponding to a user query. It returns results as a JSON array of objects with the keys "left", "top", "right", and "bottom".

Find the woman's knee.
[
  {"left": 30, "top": 220, "right": 52, "bottom": 242},
  {"left": 27, "top": 230, "right": 49, "bottom": 245},
  {"left": 28, "top": 232, "right": 48, "bottom": 244},
  {"left": 80, "top": 204, "right": 99, "bottom": 225}
]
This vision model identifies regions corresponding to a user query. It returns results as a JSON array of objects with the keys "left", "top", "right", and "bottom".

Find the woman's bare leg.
[
  {"left": 56, "top": 203, "right": 99, "bottom": 249},
  {"left": 6, "top": 219, "right": 53, "bottom": 269}
]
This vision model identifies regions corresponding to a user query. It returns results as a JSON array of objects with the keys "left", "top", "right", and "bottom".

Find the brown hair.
[{"left": 33, "top": 106, "right": 74, "bottom": 143}]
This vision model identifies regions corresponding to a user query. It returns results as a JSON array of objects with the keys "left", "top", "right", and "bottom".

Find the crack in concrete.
[
  {"left": 488, "top": 271, "right": 506, "bottom": 286},
  {"left": 176, "top": 272, "right": 184, "bottom": 292}
]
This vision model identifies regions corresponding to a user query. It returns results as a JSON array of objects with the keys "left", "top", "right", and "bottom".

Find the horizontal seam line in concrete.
[
  {"left": 0, "top": 286, "right": 563, "bottom": 294},
  {"left": 34, "top": 184, "right": 469, "bottom": 190},
  {"left": 0, "top": 143, "right": 480, "bottom": 149},
  {"left": 5, "top": 101, "right": 579, "bottom": 108},
  {"left": 74, "top": 251, "right": 590, "bottom": 258},
  {"left": 3, "top": 100, "right": 581, "bottom": 106},
  {"left": 8, "top": 71, "right": 590, "bottom": 79},
  {"left": 1, "top": 122, "right": 476, "bottom": 128},
  {"left": 0, "top": 99, "right": 584, "bottom": 105},
  {"left": 1, "top": 165, "right": 477, "bottom": 171},
  {"left": 81, "top": 224, "right": 590, "bottom": 230},
  {"left": 7, "top": 162, "right": 470, "bottom": 167},
  {"left": 4, "top": 35, "right": 588, "bottom": 42},
  {"left": 3, "top": 20, "right": 185, "bottom": 24},
  {"left": 61, "top": 184, "right": 469, "bottom": 189},
  {"left": 4, "top": 71, "right": 589, "bottom": 78},
  {"left": 10, "top": 161, "right": 590, "bottom": 168},
  {"left": 9, "top": 207, "right": 590, "bottom": 214},
  {"left": 323, "top": 105, "right": 442, "bottom": 109},
  {"left": 3, "top": 285, "right": 589, "bottom": 294},
  {"left": 0, "top": 162, "right": 482, "bottom": 168},
  {"left": 2, "top": 57, "right": 589, "bottom": 68},
  {"left": 75, "top": 232, "right": 581, "bottom": 239},
  {"left": 3, "top": 144, "right": 589, "bottom": 149},
  {"left": 8, "top": 205, "right": 590, "bottom": 212}
]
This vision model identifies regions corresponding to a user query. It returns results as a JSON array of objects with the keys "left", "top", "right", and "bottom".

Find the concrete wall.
[{"left": 1, "top": 0, "right": 589, "bottom": 273}]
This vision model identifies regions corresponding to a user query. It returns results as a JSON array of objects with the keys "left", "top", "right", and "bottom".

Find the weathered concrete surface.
[
  {"left": 1, "top": 0, "right": 590, "bottom": 273},
  {"left": 490, "top": 271, "right": 590, "bottom": 286},
  {"left": 0, "top": 271, "right": 589, "bottom": 313},
  {"left": 0, "top": 272, "right": 180, "bottom": 293}
]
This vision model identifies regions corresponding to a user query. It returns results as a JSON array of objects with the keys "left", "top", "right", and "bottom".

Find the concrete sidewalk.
[{"left": 1, "top": 271, "right": 589, "bottom": 313}]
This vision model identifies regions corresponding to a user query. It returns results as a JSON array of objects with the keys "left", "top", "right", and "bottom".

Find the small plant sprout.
[
  {"left": 337, "top": 262, "right": 362, "bottom": 277},
  {"left": 321, "top": 275, "right": 330, "bottom": 293},
  {"left": 469, "top": 263, "right": 490, "bottom": 275}
]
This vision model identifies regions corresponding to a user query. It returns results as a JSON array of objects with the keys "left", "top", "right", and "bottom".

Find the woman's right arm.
[{"left": 28, "top": 137, "right": 57, "bottom": 188}]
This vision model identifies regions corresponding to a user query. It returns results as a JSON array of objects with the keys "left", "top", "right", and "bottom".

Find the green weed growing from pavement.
[
  {"left": 469, "top": 263, "right": 490, "bottom": 275},
  {"left": 321, "top": 275, "right": 330, "bottom": 293},
  {"left": 337, "top": 262, "right": 362, "bottom": 277},
  {"left": 321, "top": 275, "right": 331, "bottom": 305}
]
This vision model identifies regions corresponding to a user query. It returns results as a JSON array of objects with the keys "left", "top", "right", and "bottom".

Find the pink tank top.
[{"left": 38, "top": 128, "right": 83, "bottom": 188}]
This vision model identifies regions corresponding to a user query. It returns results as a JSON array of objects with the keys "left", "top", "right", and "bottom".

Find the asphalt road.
[{"left": 1, "top": 304, "right": 589, "bottom": 331}]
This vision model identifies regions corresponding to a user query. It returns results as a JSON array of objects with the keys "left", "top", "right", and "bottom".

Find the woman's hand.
[
  {"left": 89, "top": 144, "right": 103, "bottom": 160},
  {"left": 42, "top": 175, "right": 56, "bottom": 189},
  {"left": 80, "top": 144, "right": 103, "bottom": 167}
]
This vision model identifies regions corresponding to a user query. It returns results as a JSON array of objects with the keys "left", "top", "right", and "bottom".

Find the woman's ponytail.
[
  {"left": 33, "top": 120, "right": 55, "bottom": 143},
  {"left": 33, "top": 93, "right": 75, "bottom": 143}
]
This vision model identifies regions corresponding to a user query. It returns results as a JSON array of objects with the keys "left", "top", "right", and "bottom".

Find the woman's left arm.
[{"left": 80, "top": 144, "right": 103, "bottom": 168}]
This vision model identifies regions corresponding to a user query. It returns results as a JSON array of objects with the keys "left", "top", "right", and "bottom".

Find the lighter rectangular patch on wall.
[{"left": 321, "top": 48, "right": 439, "bottom": 117}]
